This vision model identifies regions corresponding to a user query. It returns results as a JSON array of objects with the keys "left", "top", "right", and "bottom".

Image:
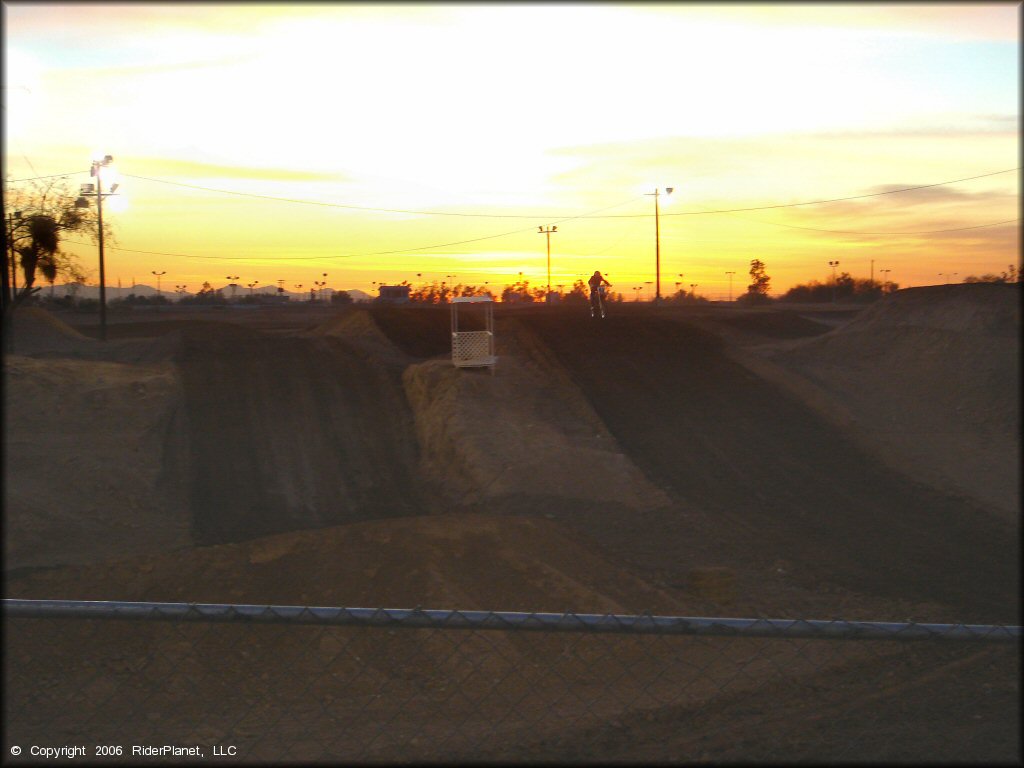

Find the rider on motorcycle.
[{"left": 588, "top": 270, "right": 611, "bottom": 318}]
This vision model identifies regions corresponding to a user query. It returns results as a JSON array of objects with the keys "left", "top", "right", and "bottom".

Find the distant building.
[{"left": 377, "top": 285, "right": 411, "bottom": 303}]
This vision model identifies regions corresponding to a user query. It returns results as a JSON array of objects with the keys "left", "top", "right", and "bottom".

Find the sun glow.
[{"left": 3, "top": 4, "right": 1018, "bottom": 297}]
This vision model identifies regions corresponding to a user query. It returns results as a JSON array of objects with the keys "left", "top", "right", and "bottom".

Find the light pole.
[
  {"left": 226, "top": 276, "right": 239, "bottom": 301},
  {"left": 690, "top": 283, "right": 697, "bottom": 299},
  {"left": 645, "top": 187, "right": 674, "bottom": 302},
  {"left": 880, "top": 269, "right": 891, "bottom": 293},
  {"left": 828, "top": 260, "right": 840, "bottom": 303},
  {"left": 725, "top": 271, "right": 735, "bottom": 302},
  {"left": 633, "top": 286, "right": 642, "bottom": 302},
  {"left": 152, "top": 270, "right": 166, "bottom": 299},
  {"left": 175, "top": 284, "right": 187, "bottom": 301},
  {"left": 248, "top": 281, "right": 258, "bottom": 296},
  {"left": 295, "top": 284, "right": 303, "bottom": 302},
  {"left": 75, "top": 155, "right": 118, "bottom": 340},
  {"left": 313, "top": 280, "right": 326, "bottom": 301},
  {"left": 538, "top": 225, "right": 557, "bottom": 302}
]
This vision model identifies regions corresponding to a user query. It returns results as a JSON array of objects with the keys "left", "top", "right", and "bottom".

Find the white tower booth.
[{"left": 450, "top": 296, "right": 496, "bottom": 371}]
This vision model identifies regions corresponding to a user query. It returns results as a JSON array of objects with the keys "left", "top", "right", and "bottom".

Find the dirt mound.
[
  {"left": 175, "top": 319, "right": 428, "bottom": 546},
  {"left": 6, "top": 513, "right": 693, "bottom": 613},
  {"left": 848, "top": 282, "right": 1019, "bottom": 334},
  {"left": 368, "top": 304, "right": 454, "bottom": 358},
  {"left": 3, "top": 354, "right": 191, "bottom": 571},
  {"left": 515, "top": 306, "right": 1018, "bottom": 623},
  {"left": 10, "top": 514, "right": 891, "bottom": 763},
  {"left": 3, "top": 306, "right": 95, "bottom": 355},
  {"left": 760, "top": 284, "right": 1020, "bottom": 521},
  {"left": 402, "top": 316, "right": 672, "bottom": 516}
]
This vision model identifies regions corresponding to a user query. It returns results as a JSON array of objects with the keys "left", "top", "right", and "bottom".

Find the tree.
[
  {"left": 780, "top": 276, "right": 895, "bottom": 304},
  {"left": 331, "top": 290, "right": 354, "bottom": 305},
  {"left": 178, "top": 282, "right": 226, "bottom": 305},
  {"left": 4, "top": 176, "right": 108, "bottom": 316},
  {"left": 564, "top": 279, "right": 589, "bottom": 304},
  {"left": 501, "top": 277, "right": 535, "bottom": 303},
  {"left": 963, "top": 265, "right": 1020, "bottom": 283},
  {"left": 737, "top": 259, "right": 772, "bottom": 305}
]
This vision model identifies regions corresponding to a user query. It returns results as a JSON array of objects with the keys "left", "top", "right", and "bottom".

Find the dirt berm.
[
  {"left": 511, "top": 296, "right": 1019, "bottom": 623},
  {"left": 738, "top": 283, "right": 1020, "bottom": 523}
]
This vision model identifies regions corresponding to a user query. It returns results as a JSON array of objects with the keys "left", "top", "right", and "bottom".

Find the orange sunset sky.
[{"left": 3, "top": 2, "right": 1020, "bottom": 299}]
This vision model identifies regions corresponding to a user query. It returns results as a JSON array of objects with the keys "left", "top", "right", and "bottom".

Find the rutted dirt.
[
  {"left": 174, "top": 315, "right": 431, "bottom": 544},
  {"left": 3, "top": 286, "right": 1020, "bottom": 762},
  {"left": 513, "top": 304, "right": 1019, "bottom": 623}
]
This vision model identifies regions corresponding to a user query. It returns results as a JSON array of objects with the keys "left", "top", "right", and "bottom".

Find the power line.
[
  {"left": 124, "top": 173, "right": 643, "bottom": 220},
  {"left": 49, "top": 167, "right": 1022, "bottom": 264},
  {"left": 608, "top": 168, "right": 1022, "bottom": 218},
  {"left": 5, "top": 170, "right": 85, "bottom": 183},
  {"left": 688, "top": 203, "right": 1020, "bottom": 235},
  {"left": 9, "top": 166, "right": 1018, "bottom": 221},
  {"left": 121, "top": 166, "right": 1019, "bottom": 219},
  {"left": 64, "top": 196, "right": 647, "bottom": 263}
]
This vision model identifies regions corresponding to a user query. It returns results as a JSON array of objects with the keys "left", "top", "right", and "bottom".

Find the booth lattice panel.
[{"left": 452, "top": 330, "right": 494, "bottom": 367}]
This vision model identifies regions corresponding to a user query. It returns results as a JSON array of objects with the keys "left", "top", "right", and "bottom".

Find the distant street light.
[
  {"left": 295, "top": 284, "right": 303, "bottom": 302},
  {"left": 76, "top": 154, "right": 119, "bottom": 340},
  {"left": 644, "top": 280, "right": 653, "bottom": 302},
  {"left": 226, "top": 276, "right": 239, "bottom": 301},
  {"left": 313, "top": 280, "right": 326, "bottom": 301},
  {"left": 538, "top": 225, "right": 557, "bottom": 302},
  {"left": 633, "top": 286, "right": 642, "bottom": 302},
  {"left": 247, "top": 281, "right": 258, "bottom": 296},
  {"left": 175, "top": 284, "right": 187, "bottom": 300},
  {"left": 690, "top": 283, "right": 697, "bottom": 298},
  {"left": 151, "top": 270, "right": 166, "bottom": 299},
  {"left": 644, "top": 186, "right": 674, "bottom": 302},
  {"left": 725, "top": 271, "right": 735, "bottom": 302},
  {"left": 829, "top": 260, "right": 840, "bottom": 303},
  {"left": 880, "top": 269, "right": 891, "bottom": 292}
]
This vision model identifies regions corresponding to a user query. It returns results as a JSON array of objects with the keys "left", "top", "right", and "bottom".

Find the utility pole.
[
  {"left": 645, "top": 187, "right": 673, "bottom": 303},
  {"left": 725, "top": 271, "right": 735, "bottom": 302},
  {"left": 537, "top": 225, "right": 557, "bottom": 302},
  {"left": 80, "top": 154, "right": 117, "bottom": 341}
]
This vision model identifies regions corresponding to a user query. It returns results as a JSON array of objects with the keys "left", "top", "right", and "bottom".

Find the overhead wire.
[
  {"left": 683, "top": 204, "right": 1020, "bottom": 235},
  {"left": 122, "top": 173, "right": 638, "bottom": 220},
  {"left": 10, "top": 165, "right": 1017, "bottom": 219},
  {"left": 114, "top": 167, "right": 1023, "bottom": 219},
  {"left": 44, "top": 165, "right": 1021, "bottom": 263}
]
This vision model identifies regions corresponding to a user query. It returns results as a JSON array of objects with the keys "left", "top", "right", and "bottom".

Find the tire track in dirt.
[
  {"left": 175, "top": 322, "right": 428, "bottom": 545},
  {"left": 517, "top": 308, "right": 1018, "bottom": 622}
]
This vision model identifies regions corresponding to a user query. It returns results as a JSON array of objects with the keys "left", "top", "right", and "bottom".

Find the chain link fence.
[{"left": 4, "top": 599, "right": 1019, "bottom": 763}]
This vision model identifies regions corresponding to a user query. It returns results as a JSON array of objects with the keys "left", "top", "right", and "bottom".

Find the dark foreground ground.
[{"left": 6, "top": 296, "right": 1019, "bottom": 763}]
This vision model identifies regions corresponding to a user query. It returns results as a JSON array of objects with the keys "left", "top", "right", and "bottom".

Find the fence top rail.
[{"left": 3, "top": 599, "right": 1020, "bottom": 642}]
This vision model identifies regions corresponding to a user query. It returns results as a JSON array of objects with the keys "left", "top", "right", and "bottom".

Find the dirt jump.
[{"left": 3, "top": 283, "right": 1019, "bottom": 762}]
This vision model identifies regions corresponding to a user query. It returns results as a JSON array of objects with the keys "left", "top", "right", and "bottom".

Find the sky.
[{"left": 2, "top": 2, "right": 1020, "bottom": 299}]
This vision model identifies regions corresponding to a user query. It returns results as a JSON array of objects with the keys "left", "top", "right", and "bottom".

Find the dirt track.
[
  {"left": 3, "top": 288, "right": 1020, "bottom": 762},
  {"left": 174, "top": 319, "right": 431, "bottom": 544},
  {"left": 513, "top": 306, "right": 1019, "bottom": 623}
]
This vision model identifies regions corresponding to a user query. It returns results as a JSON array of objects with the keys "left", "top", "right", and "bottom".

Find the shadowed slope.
[{"left": 517, "top": 307, "right": 1018, "bottom": 622}]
